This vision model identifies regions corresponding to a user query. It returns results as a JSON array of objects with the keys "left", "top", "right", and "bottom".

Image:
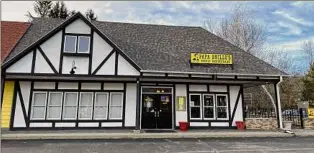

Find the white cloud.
[
  {"left": 1, "top": 1, "right": 34, "bottom": 21},
  {"left": 276, "top": 21, "right": 302, "bottom": 36},
  {"left": 270, "top": 36, "right": 314, "bottom": 52},
  {"left": 273, "top": 10, "right": 314, "bottom": 27}
]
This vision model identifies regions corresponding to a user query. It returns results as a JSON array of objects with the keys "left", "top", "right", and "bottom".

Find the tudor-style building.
[{"left": 1, "top": 13, "right": 287, "bottom": 130}]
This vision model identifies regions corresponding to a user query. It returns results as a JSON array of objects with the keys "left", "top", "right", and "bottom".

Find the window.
[
  {"left": 94, "top": 92, "right": 109, "bottom": 120},
  {"left": 47, "top": 92, "right": 63, "bottom": 119},
  {"left": 77, "top": 36, "right": 90, "bottom": 53},
  {"left": 64, "top": 36, "right": 77, "bottom": 53},
  {"left": 190, "top": 94, "right": 202, "bottom": 119},
  {"left": 189, "top": 93, "right": 228, "bottom": 120},
  {"left": 79, "top": 92, "right": 93, "bottom": 119},
  {"left": 216, "top": 94, "right": 228, "bottom": 119},
  {"left": 203, "top": 94, "right": 215, "bottom": 119},
  {"left": 29, "top": 91, "right": 123, "bottom": 121},
  {"left": 63, "top": 35, "right": 90, "bottom": 54},
  {"left": 31, "top": 92, "right": 47, "bottom": 120},
  {"left": 63, "top": 92, "right": 78, "bottom": 120},
  {"left": 109, "top": 93, "right": 123, "bottom": 119}
]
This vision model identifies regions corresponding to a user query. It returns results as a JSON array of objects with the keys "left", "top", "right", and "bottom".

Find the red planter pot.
[{"left": 179, "top": 122, "right": 190, "bottom": 132}]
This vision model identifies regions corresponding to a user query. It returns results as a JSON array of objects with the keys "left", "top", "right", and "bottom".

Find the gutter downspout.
[{"left": 276, "top": 76, "right": 284, "bottom": 129}]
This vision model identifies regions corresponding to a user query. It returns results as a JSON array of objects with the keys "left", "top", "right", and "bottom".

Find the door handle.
[
  {"left": 154, "top": 111, "right": 157, "bottom": 117},
  {"left": 157, "top": 111, "right": 160, "bottom": 117}
]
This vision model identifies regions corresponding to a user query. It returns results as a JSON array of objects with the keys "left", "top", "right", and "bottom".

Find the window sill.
[{"left": 63, "top": 52, "right": 90, "bottom": 57}]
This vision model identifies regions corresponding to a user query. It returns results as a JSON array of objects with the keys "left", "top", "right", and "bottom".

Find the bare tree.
[
  {"left": 204, "top": 4, "right": 267, "bottom": 55},
  {"left": 302, "top": 40, "right": 314, "bottom": 67}
]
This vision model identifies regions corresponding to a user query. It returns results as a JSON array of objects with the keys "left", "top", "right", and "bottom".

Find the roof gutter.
[{"left": 140, "top": 70, "right": 291, "bottom": 77}]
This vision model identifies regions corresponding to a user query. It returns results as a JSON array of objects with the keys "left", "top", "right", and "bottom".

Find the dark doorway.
[{"left": 141, "top": 88, "right": 173, "bottom": 129}]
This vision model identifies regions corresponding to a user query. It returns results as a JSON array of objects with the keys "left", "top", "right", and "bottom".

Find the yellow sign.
[
  {"left": 190, "top": 53, "right": 233, "bottom": 64},
  {"left": 176, "top": 96, "right": 186, "bottom": 111},
  {"left": 308, "top": 108, "right": 314, "bottom": 119}
]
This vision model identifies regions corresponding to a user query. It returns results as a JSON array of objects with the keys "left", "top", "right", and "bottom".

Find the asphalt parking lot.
[{"left": 2, "top": 137, "right": 314, "bottom": 153}]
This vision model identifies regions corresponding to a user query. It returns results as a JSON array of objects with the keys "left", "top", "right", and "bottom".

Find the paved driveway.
[{"left": 2, "top": 137, "right": 314, "bottom": 153}]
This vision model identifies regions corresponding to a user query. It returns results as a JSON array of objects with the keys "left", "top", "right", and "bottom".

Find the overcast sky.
[{"left": 2, "top": 1, "right": 314, "bottom": 73}]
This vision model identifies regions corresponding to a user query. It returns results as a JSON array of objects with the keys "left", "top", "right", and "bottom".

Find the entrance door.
[{"left": 141, "top": 93, "right": 172, "bottom": 129}]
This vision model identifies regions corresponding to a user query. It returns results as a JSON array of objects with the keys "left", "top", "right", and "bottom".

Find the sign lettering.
[{"left": 190, "top": 53, "right": 233, "bottom": 64}]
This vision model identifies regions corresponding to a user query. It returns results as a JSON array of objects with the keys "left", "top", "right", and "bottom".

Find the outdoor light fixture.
[{"left": 70, "top": 61, "right": 77, "bottom": 74}]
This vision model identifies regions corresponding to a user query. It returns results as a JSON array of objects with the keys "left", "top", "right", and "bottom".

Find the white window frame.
[
  {"left": 189, "top": 94, "right": 202, "bottom": 120},
  {"left": 108, "top": 92, "right": 124, "bottom": 120},
  {"left": 94, "top": 92, "right": 109, "bottom": 120},
  {"left": 62, "top": 92, "right": 78, "bottom": 120},
  {"left": 78, "top": 92, "right": 94, "bottom": 120},
  {"left": 216, "top": 94, "right": 229, "bottom": 120},
  {"left": 77, "top": 36, "right": 90, "bottom": 53},
  {"left": 203, "top": 94, "right": 215, "bottom": 120},
  {"left": 31, "top": 91, "right": 48, "bottom": 120},
  {"left": 46, "top": 92, "right": 63, "bottom": 120},
  {"left": 64, "top": 35, "right": 77, "bottom": 53}
]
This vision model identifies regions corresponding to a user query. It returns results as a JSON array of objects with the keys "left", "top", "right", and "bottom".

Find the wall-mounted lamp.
[{"left": 70, "top": 61, "right": 77, "bottom": 74}]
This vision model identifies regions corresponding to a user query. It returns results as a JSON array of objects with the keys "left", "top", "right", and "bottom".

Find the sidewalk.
[{"left": 1, "top": 129, "right": 296, "bottom": 140}]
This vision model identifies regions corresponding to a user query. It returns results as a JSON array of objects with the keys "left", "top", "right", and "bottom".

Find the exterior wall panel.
[
  {"left": 65, "top": 19, "right": 91, "bottom": 34},
  {"left": 175, "top": 84, "right": 188, "bottom": 126},
  {"left": 40, "top": 31, "right": 62, "bottom": 71},
  {"left": 125, "top": 83, "right": 137, "bottom": 127},
  {"left": 1, "top": 81, "right": 15, "bottom": 128}
]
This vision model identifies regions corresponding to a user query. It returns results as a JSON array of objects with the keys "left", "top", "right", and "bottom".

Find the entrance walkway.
[{"left": 1, "top": 129, "right": 297, "bottom": 140}]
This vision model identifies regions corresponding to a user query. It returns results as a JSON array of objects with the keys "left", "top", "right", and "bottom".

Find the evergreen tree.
[
  {"left": 26, "top": 1, "right": 52, "bottom": 20},
  {"left": 85, "top": 9, "right": 97, "bottom": 21},
  {"left": 26, "top": 1, "right": 98, "bottom": 20},
  {"left": 49, "top": 1, "right": 70, "bottom": 19},
  {"left": 302, "top": 63, "right": 314, "bottom": 106}
]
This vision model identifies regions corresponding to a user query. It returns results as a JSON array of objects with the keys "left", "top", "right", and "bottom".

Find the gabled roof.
[
  {"left": 1, "top": 21, "right": 30, "bottom": 62},
  {"left": 2, "top": 13, "right": 286, "bottom": 76}
]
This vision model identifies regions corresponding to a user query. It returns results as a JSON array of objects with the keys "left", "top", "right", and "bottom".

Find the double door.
[{"left": 141, "top": 94, "right": 172, "bottom": 129}]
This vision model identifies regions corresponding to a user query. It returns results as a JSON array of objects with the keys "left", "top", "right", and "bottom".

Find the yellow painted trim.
[{"left": 1, "top": 81, "right": 15, "bottom": 128}]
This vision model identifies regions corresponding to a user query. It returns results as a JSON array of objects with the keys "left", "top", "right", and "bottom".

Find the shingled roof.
[
  {"left": 1, "top": 21, "right": 30, "bottom": 62},
  {"left": 2, "top": 14, "right": 286, "bottom": 76}
]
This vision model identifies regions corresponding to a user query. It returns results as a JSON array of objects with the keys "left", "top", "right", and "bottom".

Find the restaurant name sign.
[{"left": 190, "top": 53, "right": 233, "bottom": 65}]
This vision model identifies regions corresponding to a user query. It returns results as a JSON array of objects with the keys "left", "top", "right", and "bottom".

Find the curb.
[{"left": 1, "top": 132, "right": 294, "bottom": 140}]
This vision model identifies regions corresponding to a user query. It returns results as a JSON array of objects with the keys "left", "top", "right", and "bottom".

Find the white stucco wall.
[
  {"left": 117, "top": 54, "right": 139, "bottom": 76},
  {"left": 175, "top": 84, "right": 188, "bottom": 126},
  {"left": 189, "top": 85, "right": 207, "bottom": 92},
  {"left": 40, "top": 31, "right": 62, "bottom": 71},
  {"left": 92, "top": 32, "right": 113, "bottom": 72},
  {"left": 13, "top": 94, "right": 26, "bottom": 127},
  {"left": 34, "top": 49, "right": 54, "bottom": 73},
  {"left": 125, "top": 83, "right": 137, "bottom": 127},
  {"left": 96, "top": 52, "right": 115, "bottom": 75},
  {"left": 62, "top": 56, "right": 89, "bottom": 74},
  {"left": 65, "top": 19, "right": 91, "bottom": 34},
  {"left": 6, "top": 51, "right": 33, "bottom": 73}
]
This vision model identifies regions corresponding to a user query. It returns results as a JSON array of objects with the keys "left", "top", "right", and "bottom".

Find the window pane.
[
  {"left": 47, "top": 106, "right": 61, "bottom": 119},
  {"left": 204, "top": 95, "right": 214, "bottom": 106},
  {"left": 78, "top": 36, "right": 90, "bottom": 53},
  {"left": 64, "top": 93, "right": 78, "bottom": 106},
  {"left": 191, "top": 107, "right": 201, "bottom": 118},
  {"left": 217, "top": 96, "right": 227, "bottom": 106},
  {"left": 80, "top": 93, "right": 93, "bottom": 106},
  {"left": 64, "top": 36, "right": 77, "bottom": 53},
  {"left": 110, "top": 93, "right": 122, "bottom": 106},
  {"left": 33, "top": 93, "right": 47, "bottom": 106},
  {"left": 95, "top": 93, "right": 108, "bottom": 106},
  {"left": 79, "top": 106, "right": 92, "bottom": 119},
  {"left": 204, "top": 107, "right": 214, "bottom": 118},
  {"left": 109, "top": 106, "right": 122, "bottom": 119},
  {"left": 32, "top": 106, "right": 45, "bottom": 119},
  {"left": 63, "top": 106, "right": 77, "bottom": 119},
  {"left": 190, "top": 95, "right": 201, "bottom": 106},
  {"left": 94, "top": 106, "right": 107, "bottom": 119},
  {"left": 217, "top": 107, "right": 227, "bottom": 118},
  {"left": 49, "top": 93, "right": 62, "bottom": 106}
]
